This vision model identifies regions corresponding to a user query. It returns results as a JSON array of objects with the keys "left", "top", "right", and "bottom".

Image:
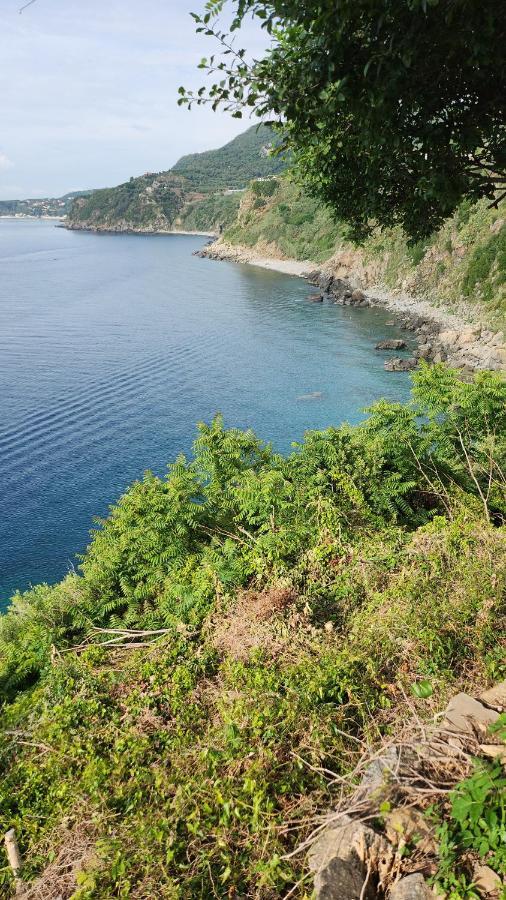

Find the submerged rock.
[
  {"left": 297, "top": 391, "right": 324, "bottom": 401},
  {"left": 375, "top": 339, "right": 407, "bottom": 351},
  {"left": 384, "top": 357, "right": 417, "bottom": 372}
]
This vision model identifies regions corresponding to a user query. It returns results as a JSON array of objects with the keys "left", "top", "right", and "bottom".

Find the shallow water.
[{"left": 0, "top": 218, "right": 412, "bottom": 601}]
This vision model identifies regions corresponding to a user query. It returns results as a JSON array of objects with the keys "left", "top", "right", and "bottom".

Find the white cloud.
[{"left": 0, "top": 153, "right": 13, "bottom": 171}]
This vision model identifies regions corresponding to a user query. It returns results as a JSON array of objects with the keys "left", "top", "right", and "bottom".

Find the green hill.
[
  {"left": 65, "top": 125, "right": 287, "bottom": 233},
  {"left": 0, "top": 190, "right": 92, "bottom": 219},
  {"left": 220, "top": 176, "right": 506, "bottom": 327},
  {"left": 68, "top": 172, "right": 187, "bottom": 233},
  {"left": 171, "top": 123, "right": 286, "bottom": 192}
]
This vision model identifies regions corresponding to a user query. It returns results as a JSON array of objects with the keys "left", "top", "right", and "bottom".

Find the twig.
[
  {"left": 19, "top": 0, "right": 37, "bottom": 11},
  {"left": 359, "top": 862, "right": 372, "bottom": 900}
]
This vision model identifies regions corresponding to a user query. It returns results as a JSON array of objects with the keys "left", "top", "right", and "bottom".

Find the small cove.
[{"left": 0, "top": 219, "right": 413, "bottom": 601}]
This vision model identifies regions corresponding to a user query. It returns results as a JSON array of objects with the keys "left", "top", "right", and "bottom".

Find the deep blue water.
[{"left": 0, "top": 218, "right": 412, "bottom": 602}]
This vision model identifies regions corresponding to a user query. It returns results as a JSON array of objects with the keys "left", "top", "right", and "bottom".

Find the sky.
[{"left": 0, "top": 0, "right": 267, "bottom": 199}]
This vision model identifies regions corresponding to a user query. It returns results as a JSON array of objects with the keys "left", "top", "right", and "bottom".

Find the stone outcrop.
[
  {"left": 376, "top": 339, "right": 407, "bottom": 351},
  {"left": 198, "top": 243, "right": 506, "bottom": 372},
  {"left": 309, "top": 682, "right": 506, "bottom": 900},
  {"left": 309, "top": 816, "right": 394, "bottom": 900},
  {"left": 384, "top": 357, "right": 418, "bottom": 372}
]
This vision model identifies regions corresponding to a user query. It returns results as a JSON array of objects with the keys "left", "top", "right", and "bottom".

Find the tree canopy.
[{"left": 181, "top": 0, "right": 506, "bottom": 240}]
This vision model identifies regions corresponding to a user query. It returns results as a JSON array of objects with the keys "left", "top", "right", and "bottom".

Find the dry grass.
[
  {"left": 18, "top": 814, "right": 101, "bottom": 900},
  {"left": 210, "top": 584, "right": 298, "bottom": 660}
]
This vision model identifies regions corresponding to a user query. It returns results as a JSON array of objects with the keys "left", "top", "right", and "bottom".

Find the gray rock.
[
  {"left": 384, "top": 357, "right": 417, "bottom": 372},
  {"left": 308, "top": 293, "right": 324, "bottom": 303},
  {"left": 359, "top": 747, "right": 399, "bottom": 801},
  {"left": 390, "top": 874, "right": 436, "bottom": 900},
  {"left": 375, "top": 339, "right": 407, "bottom": 351},
  {"left": 418, "top": 343, "right": 433, "bottom": 360},
  {"left": 330, "top": 278, "right": 351, "bottom": 300},
  {"left": 480, "top": 681, "right": 506, "bottom": 712},
  {"left": 351, "top": 289, "right": 366, "bottom": 303},
  {"left": 309, "top": 816, "right": 392, "bottom": 900},
  {"left": 442, "top": 693, "right": 499, "bottom": 738},
  {"left": 318, "top": 274, "right": 334, "bottom": 292}
]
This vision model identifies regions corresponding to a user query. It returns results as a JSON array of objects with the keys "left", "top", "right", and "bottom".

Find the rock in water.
[
  {"left": 296, "top": 391, "right": 324, "bottom": 401},
  {"left": 375, "top": 339, "right": 407, "bottom": 350},
  {"left": 384, "top": 357, "right": 417, "bottom": 372}
]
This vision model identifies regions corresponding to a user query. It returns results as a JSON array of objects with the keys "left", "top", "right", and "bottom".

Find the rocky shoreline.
[
  {"left": 197, "top": 242, "right": 506, "bottom": 373},
  {"left": 65, "top": 222, "right": 216, "bottom": 237}
]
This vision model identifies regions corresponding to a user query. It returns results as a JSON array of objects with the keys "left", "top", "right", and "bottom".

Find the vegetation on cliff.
[
  {"left": 0, "top": 367, "right": 504, "bottom": 895},
  {"left": 171, "top": 124, "right": 286, "bottom": 192},
  {"left": 222, "top": 176, "right": 506, "bottom": 327},
  {"left": 69, "top": 173, "right": 187, "bottom": 231},
  {"left": 182, "top": 0, "right": 506, "bottom": 241},
  {"left": 66, "top": 125, "right": 286, "bottom": 232}
]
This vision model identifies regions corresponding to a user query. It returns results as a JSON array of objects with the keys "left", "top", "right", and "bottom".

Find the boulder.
[
  {"left": 479, "top": 744, "right": 506, "bottom": 764},
  {"left": 305, "top": 270, "right": 322, "bottom": 285},
  {"left": 390, "top": 874, "right": 436, "bottom": 900},
  {"left": 308, "top": 815, "right": 393, "bottom": 900},
  {"left": 308, "top": 293, "right": 324, "bottom": 303},
  {"left": 472, "top": 864, "right": 502, "bottom": 897},
  {"left": 442, "top": 693, "right": 499, "bottom": 738},
  {"left": 318, "top": 274, "right": 334, "bottom": 292},
  {"left": 480, "top": 681, "right": 506, "bottom": 712},
  {"left": 330, "top": 278, "right": 350, "bottom": 301},
  {"left": 456, "top": 327, "right": 481, "bottom": 348},
  {"left": 418, "top": 343, "right": 433, "bottom": 360},
  {"left": 359, "top": 747, "right": 399, "bottom": 802},
  {"left": 375, "top": 339, "right": 407, "bottom": 351},
  {"left": 438, "top": 330, "right": 459, "bottom": 347},
  {"left": 384, "top": 357, "right": 417, "bottom": 372},
  {"left": 385, "top": 808, "right": 436, "bottom": 856},
  {"left": 351, "top": 289, "right": 366, "bottom": 303}
]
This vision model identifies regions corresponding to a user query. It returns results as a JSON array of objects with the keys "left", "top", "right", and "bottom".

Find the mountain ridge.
[{"left": 66, "top": 125, "right": 286, "bottom": 233}]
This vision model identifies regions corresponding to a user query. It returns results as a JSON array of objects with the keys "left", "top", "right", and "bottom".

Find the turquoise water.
[{"left": 0, "top": 218, "right": 412, "bottom": 601}]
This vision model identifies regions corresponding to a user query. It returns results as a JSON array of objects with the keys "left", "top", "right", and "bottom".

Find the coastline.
[
  {"left": 199, "top": 240, "right": 506, "bottom": 372},
  {"left": 0, "top": 214, "right": 65, "bottom": 221},
  {"left": 63, "top": 222, "right": 216, "bottom": 237}
]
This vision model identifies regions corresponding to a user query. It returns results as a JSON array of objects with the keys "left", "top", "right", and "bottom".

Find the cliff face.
[
  {"left": 67, "top": 173, "right": 189, "bottom": 232},
  {"left": 65, "top": 125, "right": 287, "bottom": 233},
  {"left": 218, "top": 177, "right": 506, "bottom": 330}
]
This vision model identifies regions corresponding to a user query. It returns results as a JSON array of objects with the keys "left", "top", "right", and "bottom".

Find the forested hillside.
[
  {"left": 220, "top": 177, "right": 506, "bottom": 327},
  {"left": 68, "top": 173, "right": 187, "bottom": 232},
  {"left": 66, "top": 125, "right": 286, "bottom": 233},
  {"left": 0, "top": 191, "right": 92, "bottom": 218},
  {"left": 171, "top": 124, "right": 286, "bottom": 191}
]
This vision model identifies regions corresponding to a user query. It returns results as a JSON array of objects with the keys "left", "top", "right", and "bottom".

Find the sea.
[{"left": 0, "top": 218, "right": 413, "bottom": 602}]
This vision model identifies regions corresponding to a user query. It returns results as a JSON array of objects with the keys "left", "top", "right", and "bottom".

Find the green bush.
[{"left": 0, "top": 367, "right": 504, "bottom": 896}]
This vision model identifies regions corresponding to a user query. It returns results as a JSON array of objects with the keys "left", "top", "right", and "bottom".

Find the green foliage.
[
  {"left": 225, "top": 177, "right": 345, "bottom": 262},
  {"left": 183, "top": 1, "right": 506, "bottom": 241},
  {"left": 172, "top": 124, "right": 287, "bottom": 192},
  {"left": 177, "top": 191, "right": 241, "bottom": 232},
  {"left": 69, "top": 173, "right": 186, "bottom": 230},
  {"left": 222, "top": 178, "right": 506, "bottom": 325},
  {"left": 462, "top": 225, "right": 506, "bottom": 309},
  {"left": 434, "top": 720, "right": 506, "bottom": 897},
  {"left": 0, "top": 369, "right": 505, "bottom": 895},
  {"left": 66, "top": 125, "right": 287, "bottom": 231}
]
